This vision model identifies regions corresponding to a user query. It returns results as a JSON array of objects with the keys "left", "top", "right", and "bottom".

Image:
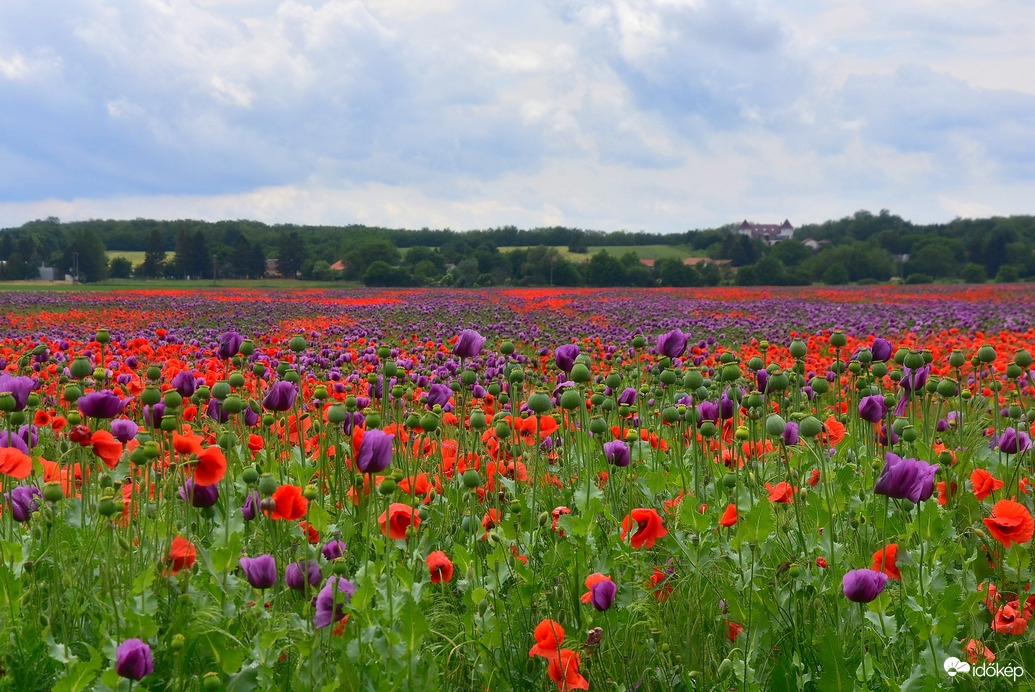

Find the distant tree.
[
  {"left": 342, "top": 238, "right": 398, "bottom": 280},
  {"left": 277, "top": 231, "right": 306, "bottom": 278},
  {"left": 568, "top": 231, "right": 589, "bottom": 254},
  {"left": 751, "top": 256, "right": 787, "bottom": 285},
  {"left": 822, "top": 263, "right": 849, "bottom": 285},
  {"left": 63, "top": 229, "right": 109, "bottom": 282},
  {"left": 584, "top": 251, "right": 625, "bottom": 286},
  {"left": 142, "top": 229, "right": 166, "bottom": 278},
  {"left": 453, "top": 258, "right": 479, "bottom": 286},
  {"left": 960, "top": 263, "right": 987, "bottom": 284},
  {"left": 995, "top": 264, "right": 1022, "bottom": 283},
  {"left": 109, "top": 257, "right": 133, "bottom": 279},
  {"left": 1, "top": 252, "right": 30, "bottom": 280},
  {"left": 521, "top": 246, "right": 563, "bottom": 285}
]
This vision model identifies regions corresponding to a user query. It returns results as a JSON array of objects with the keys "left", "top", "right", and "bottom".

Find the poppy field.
[{"left": 1, "top": 285, "right": 1035, "bottom": 691}]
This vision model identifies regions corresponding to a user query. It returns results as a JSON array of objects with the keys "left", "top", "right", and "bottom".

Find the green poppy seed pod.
[
  {"left": 570, "top": 363, "right": 591, "bottom": 384},
  {"left": 97, "top": 497, "right": 117, "bottom": 517},
  {"left": 720, "top": 473, "right": 737, "bottom": 489},
  {"left": 202, "top": 672, "right": 222, "bottom": 691},
  {"left": 892, "top": 417, "right": 908, "bottom": 435},
  {"left": 809, "top": 377, "right": 829, "bottom": 394},
  {"left": 588, "top": 417, "right": 607, "bottom": 436},
  {"left": 249, "top": 362, "right": 265, "bottom": 378},
  {"left": 382, "top": 360, "right": 397, "bottom": 377},
  {"left": 700, "top": 420, "right": 716, "bottom": 438},
  {"left": 298, "top": 484, "right": 317, "bottom": 502},
  {"left": 590, "top": 392, "right": 604, "bottom": 406},
  {"left": 603, "top": 373, "right": 620, "bottom": 389},
  {"left": 829, "top": 330, "right": 847, "bottom": 348},
  {"left": 1009, "top": 403, "right": 1022, "bottom": 419},
  {"left": 95, "top": 329, "right": 110, "bottom": 344},
  {"left": 241, "top": 466, "right": 260, "bottom": 485},
  {"left": 661, "top": 406, "right": 679, "bottom": 424},
  {"left": 799, "top": 416, "right": 822, "bottom": 438},
  {"left": 142, "top": 441, "right": 159, "bottom": 459},
  {"left": 211, "top": 381, "right": 231, "bottom": 400},
  {"left": 284, "top": 370, "right": 300, "bottom": 385},
  {"left": 509, "top": 500, "right": 521, "bottom": 514},
  {"left": 734, "top": 425, "right": 749, "bottom": 441},
  {"left": 903, "top": 350, "right": 924, "bottom": 369},
  {"left": 977, "top": 345, "right": 996, "bottom": 364},
  {"left": 856, "top": 348, "right": 872, "bottom": 364},
  {"left": 258, "top": 473, "right": 279, "bottom": 497},
  {"left": 158, "top": 414, "right": 176, "bottom": 431},
  {"left": 419, "top": 413, "right": 439, "bottom": 432},
  {"left": 228, "top": 371, "right": 246, "bottom": 388},
  {"left": 42, "top": 481, "right": 64, "bottom": 503},
  {"left": 789, "top": 340, "right": 807, "bottom": 359},
  {"left": 1014, "top": 349, "right": 1033, "bottom": 368},
  {"left": 469, "top": 409, "right": 486, "bottom": 430},
  {"left": 69, "top": 357, "right": 92, "bottom": 380},
  {"left": 288, "top": 336, "right": 307, "bottom": 353},
  {"left": 239, "top": 339, "right": 254, "bottom": 356},
  {"left": 722, "top": 364, "right": 741, "bottom": 382},
  {"left": 925, "top": 379, "right": 938, "bottom": 395},
  {"left": 365, "top": 413, "right": 381, "bottom": 429},
  {"left": 508, "top": 367, "right": 525, "bottom": 384},
  {"left": 372, "top": 345, "right": 390, "bottom": 359},
  {"left": 60, "top": 384, "right": 83, "bottom": 404},
  {"left": 527, "top": 391, "right": 553, "bottom": 414},
  {"left": 848, "top": 361, "right": 862, "bottom": 375},
  {"left": 769, "top": 373, "right": 790, "bottom": 392},
  {"left": 601, "top": 397, "right": 615, "bottom": 411},
  {"left": 901, "top": 425, "right": 918, "bottom": 443},
  {"left": 163, "top": 390, "right": 184, "bottom": 409},
  {"left": 143, "top": 364, "right": 162, "bottom": 381},
  {"left": 494, "top": 420, "right": 511, "bottom": 439},
  {"left": 217, "top": 432, "right": 237, "bottom": 449},
  {"left": 312, "top": 385, "right": 329, "bottom": 400},
  {"left": 486, "top": 383, "right": 501, "bottom": 397},
  {"left": 631, "top": 335, "right": 646, "bottom": 348},
  {"left": 719, "top": 352, "right": 736, "bottom": 364},
  {"left": 462, "top": 469, "right": 481, "bottom": 489},
  {"left": 744, "top": 391, "right": 762, "bottom": 409},
  {"left": 170, "top": 633, "right": 186, "bottom": 652},
  {"left": 559, "top": 390, "right": 581, "bottom": 411},
  {"left": 129, "top": 446, "right": 148, "bottom": 466},
  {"left": 493, "top": 339, "right": 512, "bottom": 356},
  {"left": 66, "top": 411, "right": 82, "bottom": 426},
  {"left": 947, "top": 350, "right": 965, "bottom": 368},
  {"left": 829, "top": 359, "right": 846, "bottom": 374},
  {"left": 260, "top": 412, "right": 274, "bottom": 427},
  {"left": 1006, "top": 363, "right": 1023, "bottom": 379},
  {"left": 765, "top": 414, "right": 786, "bottom": 436},
  {"left": 460, "top": 369, "right": 477, "bottom": 387},
  {"left": 921, "top": 349, "right": 933, "bottom": 364},
  {"left": 871, "top": 361, "right": 888, "bottom": 378},
  {"left": 890, "top": 348, "right": 906, "bottom": 365},
  {"left": 325, "top": 405, "right": 347, "bottom": 424},
  {"left": 746, "top": 356, "right": 764, "bottom": 371},
  {"left": 538, "top": 511, "right": 551, "bottom": 527},
  {"left": 937, "top": 378, "right": 957, "bottom": 398}
]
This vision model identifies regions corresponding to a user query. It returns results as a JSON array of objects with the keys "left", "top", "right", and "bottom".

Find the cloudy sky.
[{"left": 1, "top": 0, "right": 1032, "bottom": 233}]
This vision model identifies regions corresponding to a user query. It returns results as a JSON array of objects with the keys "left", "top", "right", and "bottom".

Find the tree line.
[{"left": 1, "top": 210, "right": 1034, "bottom": 285}]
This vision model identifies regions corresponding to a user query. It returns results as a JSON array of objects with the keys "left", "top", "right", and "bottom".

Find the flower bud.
[{"left": 258, "top": 473, "right": 279, "bottom": 497}]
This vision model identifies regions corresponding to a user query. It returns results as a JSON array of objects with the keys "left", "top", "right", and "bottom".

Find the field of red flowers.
[{"left": 1, "top": 285, "right": 1033, "bottom": 691}]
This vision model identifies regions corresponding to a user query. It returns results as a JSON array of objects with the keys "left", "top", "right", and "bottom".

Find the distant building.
[
  {"left": 38, "top": 264, "right": 55, "bottom": 281},
  {"left": 801, "top": 239, "right": 831, "bottom": 251},
  {"left": 264, "top": 258, "right": 280, "bottom": 278},
  {"left": 736, "top": 219, "right": 794, "bottom": 246},
  {"left": 683, "top": 257, "right": 732, "bottom": 267},
  {"left": 639, "top": 258, "right": 655, "bottom": 268},
  {"left": 330, "top": 260, "right": 346, "bottom": 272}
]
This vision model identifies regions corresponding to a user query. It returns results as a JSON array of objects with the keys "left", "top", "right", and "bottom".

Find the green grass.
[{"left": 106, "top": 250, "right": 147, "bottom": 266}]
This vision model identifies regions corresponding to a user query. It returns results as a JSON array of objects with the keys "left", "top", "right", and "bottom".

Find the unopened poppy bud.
[
  {"left": 160, "top": 414, "right": 178, "bottom": 432},
  {"left": 419, "top": 413, "right": 439, "bottom": 432},
  {"left": 365, "top": 413, "right": 381, "bottom": 429},
  {"left": 171, "top": 633, "right": 185, "bottom": 651},
  {"left": 118, "top": 536, "right": 132, "bottom": 552},
  {"left": 538, "top": 511, "right": 551, "bottom": 527},
  {"left": 488, "top": 531, "right": 501, "bottom": 543},
  {"left": 98, "top": 497, "right": 117, "bottom": 517},
  {"left": 333, "top": 557, "right": 349, "bottom": 575},
  {"left": 377, "top": 479, "right": 396, "bottom": 496},
  {"left": 63, "top": 385, "right": 83, "bottom": 403},
  {"left": 42, "top": 482, "right": 64, "bottom": 503},
  {"left": 202, "top": 672, "right": 222, "bottom": 691},
  {"left": 463, "top": 469, "right": 481, "bottom": 488},
  {"left": 466, "top": 565, "right": 476, "bottom": 582},
  {"left": 241, "top": 466, "right": 259, "bottom": 485},
  {"left": 302, "top": 484, "right": 319, "bottom": 501}
]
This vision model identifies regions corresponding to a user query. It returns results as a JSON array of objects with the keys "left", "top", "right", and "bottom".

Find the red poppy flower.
[
  {"left": 937, "top": 481, "right": 958, "bottom": 506},
  {"left": 529, "top": 619, "right": 564, "bottom": 658},
  {"left": 551, "top": 506, "right": 571, "bottom": 535},
  {"left": 379, "top": 502, "right": 420, "bottom": 539},
  {"left": 173, "top": 431, "right": 204, "bottom": 456},
  {"left": 579, "top": 573, "right": 612, "bottom": 603},
  {"left": 991, "top": 602, "right": 1028, "bottom": 635},
  {"left": 194, "top": 446, "right": 227, "bottom": 486},
  {"left": 971, "top": 469, "right": 1004, "bottom": 501},
  {"left": 620, "top": 508, "right": 667, "bottom": 549},
  {"left": 964, "top": 639, "right": 995, "bottom": 664},
  {"left": 547, "top": 649, "right": 589, "bottom": 691},
  {"left": 34, "top": 409, "right": 52, "bottom": 427},
  {"left": 718, "top": 504, "right": 738, "bottom": 527},
  {"left": 983, "top": 499, "right": 1035, "bottom": 548},
  {"left": 648, "top": 567, "right": 672, "bottom": 601},
  {"left": 807, "top": 469, "right": 820, "bottom": 487},
  {"left": 298, "top": 520, "right": 320, "bottom": 544},
  {"left": 871, "top": 544, "right": 901, "bottom": 580},
  {"left": 766, "top": 482, "right": 796, "bottom": 503},
  {"left": 426, "top": 550, "right": 454, "bottom": 583},
  {"left": 90, "top": 430, "right": 123, "bottom": 470},
  {"left": 727, "top": 621, "right": 744, "bottom": 642},
  {"left": 0, "top": 447, "right": 32, "bottom": 479},
  {"left": 821, "top": 417, "right": 845, "bottom": 446},
  {"left": 266, "top": 484, "right": 308, "bottom": 521},
  {"left": 166, "top": 536, "right": 197, "bottom": 575}
]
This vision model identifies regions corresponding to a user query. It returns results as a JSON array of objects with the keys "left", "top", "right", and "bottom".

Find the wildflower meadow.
[{"left": 0, "top": 285, "right": 1033, "bottom": 691}]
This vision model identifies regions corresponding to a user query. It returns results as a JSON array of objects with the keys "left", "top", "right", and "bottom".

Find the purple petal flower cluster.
[{"left": 873, "top": 453, "right": 938, "bottom": 503}]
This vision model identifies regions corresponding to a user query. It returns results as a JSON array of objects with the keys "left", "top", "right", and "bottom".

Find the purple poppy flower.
[
  {"left": 0, "top": 430, "right": 29, "bottom": 454},
  {"left": 243, "top": 405, "right": 259, "bottom": 427},
  {"left": 858, "top": 395, "right": 888, "bottom": 424},
  {"left": 143, "top": 401, "right": 166, "bottom": 427},
  {"left": 356, "top": 428, "right": 394, "bottom": 473},
  {"left": 321, "top": 540, "right": 347, "bottom": 561},
  {"left": 603, "top": 440, "right": 630, "bottom": 467},
  {"left": 216, "top": 331, "right": 244, "bottom": 360},
  {"left": 206, "top": 397, "right": 229, "bottom": 424},
  {"left": 781, "top": 421, "right": 799, "bottom": 446},
  {"left": 870, "top": 338, "right": 894, "bottom": 362},
  {"left": 0, "top": 374, "right": 34, "bottom": 411},
  {"left": 239, "top": 555, "right": 277, "bottom": 589},
  {"left": 656, "top": 329, "right": 687, "bottom": 359},
  {"left": 617, "top": 388, "right": 637, "bottom": 406},
  {"left": 171, "top": 370, "right": 197, "bottom": 397},
  {"left": 179, "top": 479, "right": 219, "bottom": 508},
  {"left": 116, "top": 639, "right": 154, "bottom": 681},
  {"left": 262, "top": 381, "right": 298, "bottom": 412},
  {"left": 285, "top": 560, "right": 322, "bottom": 591},
  {"left": 111, "top": 418, "right": 139, "bottom": 444},
  {"left": 843, "top": 569, "right": 888, "bottom": 603},
  {"left": 241, "top": 491, "right": 260, "bottom": 521},
  {"left": 873, "top": 453, "right": 938, "bottom": 503},
  {"left": 554, "top": 344, "right": 580, "bottom": 373},
  {"left": 900, "top": 364, "right": 930, "bottom": 392},
  {"left": 77, "top": 390, "right": 130, "bottom": 419},
  {"left": 313, "top": 576, "right": 356, "bottom": 629},
  {"left": 426, "top": 383, "right": 452, "bottom": 408},
  {"left": 992, "top": 428, "right": 1033, "bottom": 454},
  {"left": 5, "top": 485, "right": 41, "bottom": 522},
  {"left": 697, "top": 400, "right": 719, "bottom": 424},
  {"left": 453, "top": 329, "right": 486, "bottom": 359},
  {"left": 590, "top": 579, "right": 618, "bottom": 612}
]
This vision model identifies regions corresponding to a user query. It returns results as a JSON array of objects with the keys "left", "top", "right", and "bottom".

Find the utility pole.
[{"left": 73, "top": 252, "right": 79, "bottom": 283}]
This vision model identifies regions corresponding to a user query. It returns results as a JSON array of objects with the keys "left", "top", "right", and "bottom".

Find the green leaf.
[
  {"left": 732, "top": 500, "right": 774, "bottom": 548},
  {"left": 52, "top": 652, "right": 102, "bottom": 692},
  {"left": 227, "top": 664, "right": 259, "bottom": 692},
  {"left": 816, "top": 638, "right": 850, "bottom": 692},
  {"left": 211, "top": 531, "right": 243, "bottom": 573}
]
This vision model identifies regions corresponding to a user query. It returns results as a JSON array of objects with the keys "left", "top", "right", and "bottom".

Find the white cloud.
[{"left": 0, "top": 0, "right": 1033, "bottom": 233}]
